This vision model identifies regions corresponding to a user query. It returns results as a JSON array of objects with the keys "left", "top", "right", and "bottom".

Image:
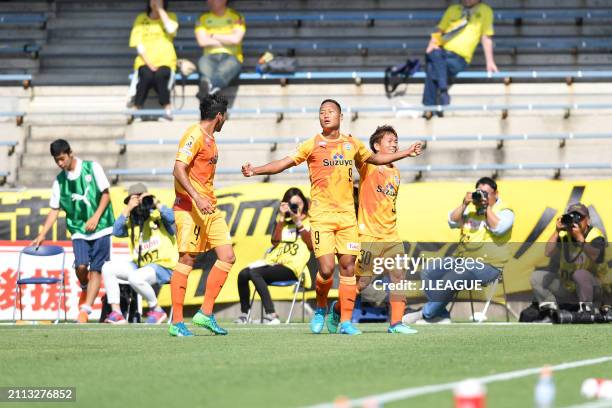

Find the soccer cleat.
[
  {"left": 387, "top": 323, "right": 418, "bottom": 334},
  {"left": 192, "top": 310, "right": 228, "bottom": 335},
  {"left": 145, "top": 310, "right": 167, "bottom": 324},
  {"left": 325, "top": 301, "right": 340, "bottom": 334},
  {"left": 104, "top": 311, "right": 127, "bottom": 325},
  {"left": 168, "top": 322, "right": 194, "bottom": 337},
  {"left": 310, "top": 307, "right": 326, "bottom": 334},
  {"left": 338, "top": 321, "right": 362, "bottom": 335}
]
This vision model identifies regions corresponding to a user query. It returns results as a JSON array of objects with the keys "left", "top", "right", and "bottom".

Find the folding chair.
[
  {"left": 247, "top": 270, "right": 306, "bottom": 324},
  {"left": 12, "top": 245, "right": 67, "bottom": 323},
  {"left": 449, "top": 267, "right": 510, "bottom": 322}
]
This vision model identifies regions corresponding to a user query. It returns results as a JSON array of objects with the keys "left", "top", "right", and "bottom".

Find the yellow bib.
[
  {"left": 264, "top": 218, "right": 312, "bottom": 278},
  {"left": 457, "top": 199, "right": 513, "bottom": 268},
  {"left": 126, "top": 209, "right": 179, "bottom": 270}
]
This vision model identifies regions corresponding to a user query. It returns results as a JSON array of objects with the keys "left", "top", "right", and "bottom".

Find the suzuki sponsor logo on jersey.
[{"left": 323, "top": 152, "right": 353, "bottom": 167}]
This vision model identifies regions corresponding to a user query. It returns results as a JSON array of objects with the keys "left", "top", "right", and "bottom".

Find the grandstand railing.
[
  {"left": 0, "top": 111, "right": 25, "bottom": 126},
  {"left": 0, "top": 170, "right": 9, "bottom": 186},
  {"left": 174, "top": 38, "right": 612, "bottom": 55},
  {"left": 107, "top": 162, "right": 612, "bottom": 183},
  {"left": 116, "top": 133, "right": 612, "bottom": 153},
  {"left": 124, "top": 102, "right": 612, "bottom": 122},
  {"left": 177, "top": 9, "right": 612, "bottom": 24},
  {"left": 165, "top": 70, "right": 612, "bottom": 85},
  {"left": 0, "top": 13, "right": 46, "bottom": 28},
  {"left": 0, "top": 43, "right": 40, "bottom": 59},
  {"left": 0, "top": 141, "right": 18, "bottom": 156},
  {"left": 0, "top": 74, "right": 33, "bottom": 89}
]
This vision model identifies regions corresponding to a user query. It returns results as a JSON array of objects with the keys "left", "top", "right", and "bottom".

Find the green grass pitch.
[{"left": 0, "top": 323, "right": 610, "bottom": 407}]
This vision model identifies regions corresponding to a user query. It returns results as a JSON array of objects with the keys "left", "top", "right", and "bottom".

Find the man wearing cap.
[
  {"left": 101, "top": 183, "right": 178, "bottom": 324},
  {"left": 530, "top": 203, "right": 607, "bottom": 322}
]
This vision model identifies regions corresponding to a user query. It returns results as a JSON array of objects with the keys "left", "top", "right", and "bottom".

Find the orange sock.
[
  {"left": 339, "top": 275, "right": 357, "bottom": 322},
  {"left": 315, "top": 272, "right": 333, "bottom": 308},
  {"left": 171, "top": 263, "right": 192, "bottom": 323},
  {"left": 201, "top": 260, "right": 233, "bottom": 315},
  {"left": 390, "top": 297, "right": 406, "bottom": 326},
  {"left": 334, "top": 286, "right": 359, "bottom": 314}
]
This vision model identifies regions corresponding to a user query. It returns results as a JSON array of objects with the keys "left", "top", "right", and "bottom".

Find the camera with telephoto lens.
[
  {"left": 284, "top": 202, "right": 300, "bottom": 222},
  {"left": 131, "top": 195, "right": 156, "bottom": 227},
  {"left": 471, "top": 189, "right": 489, "bottom": 204},
  {"left": 553, "top": 305, "right": 612, "bottom": 324},
  {"left": 560, "top": 212, "right": 582, "bottom": 230}
]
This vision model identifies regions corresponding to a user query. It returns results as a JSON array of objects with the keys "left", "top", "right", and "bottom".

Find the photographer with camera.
[
  {"left": 530, "top": 203, "right": 609, "bottom": 323},
  {"left": 102, "top": 183, "right": 178, "bottom": 324},
  {"left": 404, "top": 177, "right": 514, "bottom": 324},
  {"left": 234, "top": 188, "right": 313, "bottom": 324}
]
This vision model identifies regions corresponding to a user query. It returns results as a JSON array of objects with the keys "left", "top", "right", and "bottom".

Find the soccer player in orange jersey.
[
  {"left": 242, "top": 100, "right": 423, "bottom": 335},
  {"left": 334, "top": 125, "right": 419, "bottom": 334},
  {"left": 168, "top": 94, "right": 235, "bottom": 337}
]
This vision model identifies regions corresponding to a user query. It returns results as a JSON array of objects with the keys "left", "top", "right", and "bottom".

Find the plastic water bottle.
[{"left": 535, "top": 366, "right": 555, "bottom": 408}]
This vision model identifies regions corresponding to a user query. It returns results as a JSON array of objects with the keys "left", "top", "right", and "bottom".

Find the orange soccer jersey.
[
  {"left": 290, "top": 133, "right": 372, "bottom": 216},
  {"left": 174, "top": 124, "right": 218, "bottom": 212},
  {"left": 357, "top": 162, "right": 401, "bottom": 240}
]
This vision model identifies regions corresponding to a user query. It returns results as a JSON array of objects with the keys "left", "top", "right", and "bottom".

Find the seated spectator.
[
  {"left": 530, "top": 203, "right": 607, "bottom": 322},
  {"left": 234, "top": 188, "right": 313, "bottom": 324},
  {"left": 422, "top": 0, "right": 498, "bottom": 118},
  {"left": 129, "top": 0, "right": 179, "bottom": 120},
  {"left": 102, "top": 183, "right": 178, "bottom": 324},
  {"left": 195, "top": 0, "right": 245, "bottom": 100}
]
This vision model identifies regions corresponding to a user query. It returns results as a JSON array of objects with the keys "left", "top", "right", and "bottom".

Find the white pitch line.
[
  {"left": 563, "top": 400, "right": 612, "bottom": 408},
  {"left": 305, "top": 356, "right": 612, "bottom": 408}
]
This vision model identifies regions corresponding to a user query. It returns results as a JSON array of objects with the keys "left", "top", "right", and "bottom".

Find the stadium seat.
[
  {"left": 246, "top": 270, "right": 306, "bottom": 324},
  {"left": 0, "top": 74, "right": 32, "bottom": 88},
  {"left": 12, "top": 245, "right": 67, "bottom": 323}
]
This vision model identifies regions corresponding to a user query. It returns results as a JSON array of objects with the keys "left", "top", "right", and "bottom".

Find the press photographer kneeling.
[
  {"left": 529, "top": 203, "right": 611, "bottom": 323},
  {"left": 102, "top": 183, "right": 178, "bottom": 324}
]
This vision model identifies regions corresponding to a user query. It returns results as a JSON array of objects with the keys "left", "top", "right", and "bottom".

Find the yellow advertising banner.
[{"left": 0, "top": 180, "right": 609, "bottom": 307}]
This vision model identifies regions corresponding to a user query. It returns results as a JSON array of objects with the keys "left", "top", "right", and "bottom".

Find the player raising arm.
[{"left": 242, "top": 99, "right": 422, "bottom": 335}]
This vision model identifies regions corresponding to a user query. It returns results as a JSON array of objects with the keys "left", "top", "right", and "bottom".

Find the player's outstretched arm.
[
  {"left": 242, "top": 156, "right": 296, "bottom": 177},
  {"left": 367, "top": 141, "right": 424, "bottom": 165}
]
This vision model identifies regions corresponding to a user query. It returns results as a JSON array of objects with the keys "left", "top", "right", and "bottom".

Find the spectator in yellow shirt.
[
  {"left": 129, "top": 0, "right": 178, "bottom": 120},
  {"left": 194, "top": 0, "right": 246, "bottom": 100},
  {"left": 422, "top": 0, "right": 499, "bottom": 116}
]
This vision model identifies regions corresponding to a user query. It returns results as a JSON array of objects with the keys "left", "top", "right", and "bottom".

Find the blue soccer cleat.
[
  {"left": 310, "top": 307, "right": 326, "bottom": 334},
  {"left": 192, "top": 310, "right": 228, "bottom": 335},
  {"left": 168, "top": 321, "right": 194, "bottom": 337},
  {"left": 387, "top": 323, "right": 418, "bottom": 334},
  {"left": 338, "top": 321, "right": 362, "bottom": 335},
  {"left": 325, "top": 301, "right": 341, "bottom": 334}
]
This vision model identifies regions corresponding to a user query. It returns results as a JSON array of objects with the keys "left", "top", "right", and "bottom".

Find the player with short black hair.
[
  {"left": 242, "top": 100, "right": 423, "bottom": 335},
  {"left": 168, "top": 94, "right": 235, "bottom": 337}
]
